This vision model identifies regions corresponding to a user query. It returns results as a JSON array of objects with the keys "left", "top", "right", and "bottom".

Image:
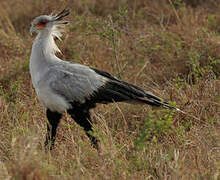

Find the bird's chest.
[
  {"left": 30, "top": 56, "right": 49, "bottom": 89},
  {"left": 34, "top": 81, "right": 71, "bottom": 113},
  {"left": 30, "top": 71, "right": 42, "bottom": 89}
]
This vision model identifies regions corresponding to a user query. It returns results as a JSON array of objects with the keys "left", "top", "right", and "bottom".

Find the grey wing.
[{"left": 46, "top": 64, "right": 107, "bottom": 103}]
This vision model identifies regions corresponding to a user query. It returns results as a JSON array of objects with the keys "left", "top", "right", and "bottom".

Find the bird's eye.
[{"left": 39, "top": 20, "right": 48, "bottom": 25}]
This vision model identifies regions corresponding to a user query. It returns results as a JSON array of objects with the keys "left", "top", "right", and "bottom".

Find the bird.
[{"left": 29, "top": 9, "right": 179, "bottom": 150}]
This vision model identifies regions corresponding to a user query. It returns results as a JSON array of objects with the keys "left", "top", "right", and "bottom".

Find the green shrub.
[{"left": 134, "top": 108, "right": 175, "bottom": 151}]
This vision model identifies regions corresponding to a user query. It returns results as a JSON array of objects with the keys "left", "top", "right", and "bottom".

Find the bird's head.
[{"left": 30, "top": 9, "right": 70, "bottom": 35}]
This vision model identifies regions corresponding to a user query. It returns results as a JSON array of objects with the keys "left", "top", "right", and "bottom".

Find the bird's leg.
[
  {"left": 45, "top": 109, "right": 62, "bottom": 151},
  {"left": 67, "top": 108, "right": 99, "bottom": 150}
]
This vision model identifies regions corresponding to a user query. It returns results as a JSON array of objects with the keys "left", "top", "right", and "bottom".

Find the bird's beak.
[{"left": 30, "top": 26, "right": 35, "bottom": 36}]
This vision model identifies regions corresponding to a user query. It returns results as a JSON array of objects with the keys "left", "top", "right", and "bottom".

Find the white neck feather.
[
  {"left": 30, "top": 25, "right": 64, "bottom": 88},
  {"left": 33, "top": 25, "right": 64, "bottom": 57}
]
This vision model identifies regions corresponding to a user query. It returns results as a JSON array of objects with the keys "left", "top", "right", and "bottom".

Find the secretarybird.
[{"left": 29, "top": 9, "right": 180, "bottom": 150}]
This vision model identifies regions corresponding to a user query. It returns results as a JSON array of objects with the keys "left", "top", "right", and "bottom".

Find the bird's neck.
[
  {"left": 32, "top": 31, "right": 61, "bottom": 58},
  {"left": 30, "top": 31, "right": 61, "bottom": 87}
]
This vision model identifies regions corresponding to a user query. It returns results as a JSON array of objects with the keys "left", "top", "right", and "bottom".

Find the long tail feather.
[{"left": 91, "top": 67, "right": 179, "bottom": 110}]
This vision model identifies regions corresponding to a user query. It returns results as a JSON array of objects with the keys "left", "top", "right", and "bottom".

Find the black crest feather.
[{"left": 55, "top": 9, "right": 70, "bottom": 21}]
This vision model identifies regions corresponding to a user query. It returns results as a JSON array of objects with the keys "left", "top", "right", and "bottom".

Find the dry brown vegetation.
[{"left": 0, "top": 0, "right": 220, "bottom": 179}]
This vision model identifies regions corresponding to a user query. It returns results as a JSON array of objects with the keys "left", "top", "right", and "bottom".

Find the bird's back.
[
  {"left": 44, "top": 62, "right": 108, "bottom": 103},
  {"left": 32, "top": 58, "right": 108, "bottom": 112}
]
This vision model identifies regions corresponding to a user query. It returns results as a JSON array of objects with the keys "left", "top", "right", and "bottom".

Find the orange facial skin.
[{"left": 35, "top": 21, "right": 48, "bottom": 30}]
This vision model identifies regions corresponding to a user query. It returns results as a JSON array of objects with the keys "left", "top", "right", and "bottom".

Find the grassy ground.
[{"left": 0, "top": 0, "right": 220, "bottom": 179}]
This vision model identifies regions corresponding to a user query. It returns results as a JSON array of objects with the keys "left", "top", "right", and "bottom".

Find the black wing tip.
[{"left": 90, "top": 67, "right": 181, "bottom": 111}]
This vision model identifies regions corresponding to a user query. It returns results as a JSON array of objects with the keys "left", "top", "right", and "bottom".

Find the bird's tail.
[
  {"left": 92, "top": 67, "right": 200, "bottom": 120},
  {"left": 95, "top": 80, "right": 176, "bottom": 110},
  {"left": 91, "top": 68, "right": 179, "bottom": 111},
  {"left": 118, "top": 83, "right": 200, "bottom": 120},
  {"left": 125, "top": 85, "right": 179, "bottom": 110},
  {"left": 135, "top": 90, "right": 178, "bottom": 110}
]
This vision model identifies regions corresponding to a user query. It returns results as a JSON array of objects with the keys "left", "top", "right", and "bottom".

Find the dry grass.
[{"left": 0, "top": 0, "right": 220, "bottom": 179}]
